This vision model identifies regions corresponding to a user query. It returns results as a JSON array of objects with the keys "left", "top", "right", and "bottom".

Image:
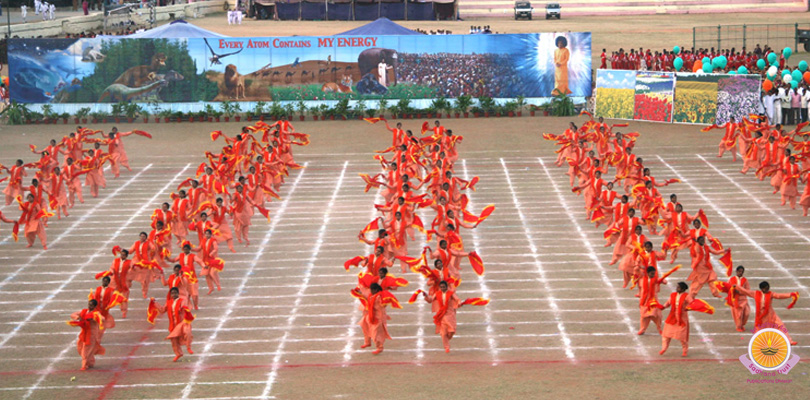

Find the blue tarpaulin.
[
  {"left": 123, "top": 20, "right": 228, "bottom": 38},
  {"left": 335, "top": 17, "right": 423, "bottom": 35}
]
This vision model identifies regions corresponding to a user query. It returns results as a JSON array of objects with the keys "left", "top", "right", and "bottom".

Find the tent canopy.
[
  {"left": 125, "top": 20, "right": 229, "bottom": 39},
  {"left": 335, "top": 17, "right": 423, "bottom": 36}
]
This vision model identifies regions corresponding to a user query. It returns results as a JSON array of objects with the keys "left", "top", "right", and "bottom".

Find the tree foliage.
[{"left": 67, "top": 38, "right": 218, "bottom": 103}]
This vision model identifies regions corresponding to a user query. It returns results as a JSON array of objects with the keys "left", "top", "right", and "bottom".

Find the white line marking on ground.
[
  {"left": 0, "top": 165, "right": 154, "bottom": 292},
  {"left": 341, "top": 186, "right": 383, "bottom": 365},
  {"left": 462, "top": 159, "right": 500, "bottom": 364},
  {"left": 178, "top": 163, "right": 309, "bottom": 399},
  {"left": 20, "top": 163, "right": 192, "bottom": 399},
  {"left": 538, "top": 157, "right": 651, "bottom": 359},
  {"left": 261, "top": 161, "right": 348, "bottom": 398},
  {"left": 499, "top": 158, "right": 575, "bottom": 360}
]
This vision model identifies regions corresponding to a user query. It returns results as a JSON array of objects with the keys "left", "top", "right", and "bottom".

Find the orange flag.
[
  {"left": 719, "top": 249, "right": 733, "bottom": 277},
  {"left": 412, "top": 215, "right": 426, "bottom": 234},
  {"left": 380, "top": 291, "right": 403, "bottom": 309},
  {"left": 660, "top": 264, "right": 681, "bottom": 281},
  {"left": 131, "top": 130, "right": 152, "bottom": 139},
  {"left": 364, "top": 117, "right": 385, "bottom": 124},
  {"left": 468, "top": 251, "right": 484, "bottom": 276},
  {"left": 686, "top": 298, "right": 715, "bottom": 315},
  {"left": 361, "top": 218, "right": 380, "bottom": 235},
  {"left": 408, "top": 290, "right": 423, "bottom": 304},
  {"left": 696, "top": 209, "right": 709, "bottom": 228},
  {"left": 210, "top": 131, "right": 222, "bottom": 141},
  {"left": 395, "top": 256, "right": 423, "bottom": 269},
  {"left": 787, "top": 293, "right": 799, "bottom": 309},
  {"left": 147, "top": 298, "right": 159, "bottom": 324},
  {"left": 344, "top": 256, "right": 365, "bottom": 271},
  {"left": 94, "top": 270, "right": 113, "bottom": 280},
  {"left": 359, "top": 173, "right": 383, "bottom": 193},
  {"left": 460, "top": 297, "right": 490, "bottom": 306}
]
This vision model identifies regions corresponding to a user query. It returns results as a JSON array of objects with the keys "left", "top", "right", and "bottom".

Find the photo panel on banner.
[
  {"left": 595, "top": 70, "right": 635, "bottom": 120},
  {"left": 633, "top": 71, "right": 674, "bottom": 123},
  {"left": 6, "top": 33, "right": 592, "bottom": 105}
]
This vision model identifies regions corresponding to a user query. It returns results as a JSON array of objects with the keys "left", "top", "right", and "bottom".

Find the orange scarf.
[
  {"left": 433, "top": 290, "right": 455, "bottom": 327},
  {"left": 665, "top": 292, "right": 688, "bottom": 326},
  {"left": 754, "top": 291, "right": 772, "bottom": 327}
]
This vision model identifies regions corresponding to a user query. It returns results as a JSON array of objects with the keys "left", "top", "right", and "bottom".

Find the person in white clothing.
[
  {"left": 763, "top": 91, "right": 775, "bottom": 125},
  {"left": 801, "top": 83, "right": 810, "bottom": 124},
  {"left": 48, "top": 3, "right": 55, "bottom": 20},
  {"left": 34, "top": 0, "right": 41, "bottom": 15},
  {"left": 227, "top": 9, "right": 234, "bottom": 24},
  {"left": 21, "top": 5, "right": 27, "bottom": 22},
  {"left": 775, "top": 85, "right": 785, "bottom": 126}
]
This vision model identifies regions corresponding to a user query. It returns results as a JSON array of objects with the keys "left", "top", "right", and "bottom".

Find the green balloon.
[
  {"left": 799, "top": 60, "right": 808, "bottom": 72},
  {"left": 673, "top": 46, "right": 681, "bottom": 55},
  {"left": 757, "top": 59, "right": 766, "bottom": 69},
  {"left": 791, "top": 80, "right": 798, "bottom": 89},
  {"left": 737, "top": 66, "right": 748, "bottom": 74},
  {"left": 674, "top": 57, "right": 684, "bottom": 71},
  {"left": 768, "top": 52, "right": 777, "bottom": 64},
  {"left": 792, "top": 69, "right": 803, "bottom": 82},
  {"left": 782, "top": 69, "right": 791, "bottom": 76},
  {"left": 702, "top": 63, "right": 713, "bottom": 73},
  {"left": 783, "top": 47, "right": 793, "bottom": 59}
]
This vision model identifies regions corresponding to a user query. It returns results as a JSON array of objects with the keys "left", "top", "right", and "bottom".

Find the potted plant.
[
  {"left": 251, "top": 101, "right": 266, "bottom": 122},
  {"left": 478, "top": 96, "right": 496, "bottom": 117},
  {"left": 233, "top": 103, "right": 242, "bottom": 122},
  {"left": 125, "top": 103, "right": 143, "bottom": 123},
  {"left": 334, "top": 99, "right": 350, "bottom": 120},
  {"left": 149, "top": 101, "right": 163, "bottom": 123},
  {"left": 269, "top": 101, "right": 285, "bottom": 121},
  {"left": 111, "top": 102, "right": 126, "bottom": 123},
  {"left": 354, "top": 100, "right": 367, "bottom": 120},
  {"left": 503, "top": 101, "right": 519, "bottom": 117},
  {"left": 90, "top": 111, "right": 107, "bottom": 124},
  {"left": 318, "top": 104, "right": 330, "bottom": 120},
  {"left": 76, "top": 107, "right": 91, "bottom": 124},
  {"left": 1, "top": 102, "right": 32, "bottom": 125},
  {"left": 202, "top": 104, "right": 215, "bottom": 122},
  {"left": 284, "top": 103, "right": 295, "bottom": 121},
  {"left": 550, "top": 92, "right": 575, "bottom": 117},
  {"left": 41, "top": 105, "right": 56, "bottom": 124},
  {"left": 377, "top": 98, "right": 388, "bottom": 119},
  {"left": 60, "top": 112, "right": 70, "bottom": 124},
  {"left": 364, "top": 104, "right": 377, "bottom": 119},
  {"left": 309, "top": 105, "right": 320, "bottom": 121},
  {"left": 296, "top": 99, "right": 307, "bottom": 121},
  {"left": 140, "top": 109, "right": 150, "bottom": 123},
  {"left": 424, "top": 105, "right": 437, "bottom": 119},
  {"left": 431, "top": 98, "right": 450, "bottom": 118},
  {"left": 516, "top": 95, "right": 526, "bottom": 117},
  {"left": 29, "top": 110, "right": 44, "bottom": 124},
  {"left": 220, "top": 101, "right": 234, "bottom": 122},
  {"left": 455, "top": 94, "right": 472, "bottom": 118},
  {"left": 394, "top": 98, "right": 410, "bottom": 119},
  {"left": 159, "top": 109, "right": 173, "bottom": 123}
]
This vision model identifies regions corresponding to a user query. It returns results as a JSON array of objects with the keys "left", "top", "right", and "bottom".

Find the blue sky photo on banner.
[{"left": 7, "top": 33, "right": 592, "bottom": 104}]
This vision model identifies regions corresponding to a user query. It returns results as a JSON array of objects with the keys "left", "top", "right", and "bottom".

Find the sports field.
[
  {"left": 1, "top": 115, "right": 808, "bottom": 399},
  {"left": 1, "top": 11, "right": 809, "bottom": 400}
]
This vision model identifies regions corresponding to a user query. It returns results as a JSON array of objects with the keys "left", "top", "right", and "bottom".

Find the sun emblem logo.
[{"left": 748, "top": 328, "right": 791, "bottom": 371}]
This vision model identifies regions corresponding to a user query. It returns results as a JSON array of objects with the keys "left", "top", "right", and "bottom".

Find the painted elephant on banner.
[{"left": 358, "top": 48, "right": 398, "bottom": 87}]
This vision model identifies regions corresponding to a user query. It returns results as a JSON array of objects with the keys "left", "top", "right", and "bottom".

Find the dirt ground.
[
  {"left": 1, "top": 11, "right": 810, "bottom": 400},
  {"left": 0, "top": 115, "right": 808, "bottom": 399}
]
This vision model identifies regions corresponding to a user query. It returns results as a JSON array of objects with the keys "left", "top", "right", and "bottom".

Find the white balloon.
[
  {"left": 784, "top": 74, "right": 793, "bottom": 84},
  {"left": 768, "top": 66, "right": 778, "bottom": 76}
]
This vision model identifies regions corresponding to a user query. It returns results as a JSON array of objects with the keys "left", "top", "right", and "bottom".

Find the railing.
[{"left": 693, "top": 23, "right": 810, "bottom": 53}]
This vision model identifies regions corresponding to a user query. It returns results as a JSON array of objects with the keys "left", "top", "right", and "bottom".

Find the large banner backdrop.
[
  {"left": 8, "top": 33, "right": 592, "bottom": 105},
  {"left": 596, "top": 69, "right": 760, "bottom": 125}
]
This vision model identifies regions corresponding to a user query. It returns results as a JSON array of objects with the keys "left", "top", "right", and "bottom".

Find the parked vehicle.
[
  {"left": 546, "top": 3, "right": 561, "bottom": 19},
  {"left": 514, "top": 1, "right": 533, "bottom": 20}
]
